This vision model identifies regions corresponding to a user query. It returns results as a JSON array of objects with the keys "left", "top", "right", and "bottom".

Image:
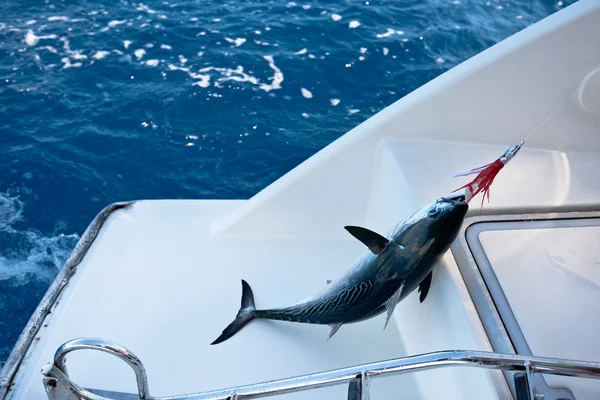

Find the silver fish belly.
[{"left": 211, "top": 194, "right": 468, "bottom": 345}]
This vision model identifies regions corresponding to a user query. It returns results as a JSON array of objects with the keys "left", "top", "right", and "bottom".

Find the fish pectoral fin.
[
  {"left": 418, "top": 272, "right": 433, "bottom": 303},
  {"left": 327, "top": 322, "right": 343, "bottom": 340},
  {"left": 344, "top": 225, "right": 390, "bottom": 254},
  {"left": 383, "top": 283, "right": 405, "bottom": 330}
]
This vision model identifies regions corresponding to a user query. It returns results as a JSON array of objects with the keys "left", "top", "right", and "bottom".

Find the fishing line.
[{"left": 522, "top": 79, "right": 584, "bottom": 142}]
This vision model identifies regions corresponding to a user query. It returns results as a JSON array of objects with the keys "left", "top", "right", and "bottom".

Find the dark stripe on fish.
[{"left": 257, "top": 280, "right": 376, "bottom": 324}]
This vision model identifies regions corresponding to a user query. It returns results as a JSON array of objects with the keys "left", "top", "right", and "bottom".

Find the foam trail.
[
  {"left": 0, "top": 192, "right": 79, "bottom": 285},
  {"left": 259, "top": 56, "right": 283, "bottom": 92}
]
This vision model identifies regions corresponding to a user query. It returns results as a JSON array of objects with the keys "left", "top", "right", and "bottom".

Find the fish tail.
[{"left": 211, "top": 279, "right": 257, "bottom": 345}]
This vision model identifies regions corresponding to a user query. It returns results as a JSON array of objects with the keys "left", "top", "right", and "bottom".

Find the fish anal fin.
[
  {"left": 344, "top": 225, "right": 390, "bottom": 254},
  {"left": 418, "top": 272, "right": 433, "bottom": 303},
  {"left": 327, "top": 322, "right": 343, "bottom": 340},
  {"left": 383, "top": 283, "right": 404, "bottom": 330}
]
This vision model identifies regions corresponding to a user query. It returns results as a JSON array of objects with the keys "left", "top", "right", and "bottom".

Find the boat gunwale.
[{"left": 0, "top": 201, "right": 136, "bottom": 400}]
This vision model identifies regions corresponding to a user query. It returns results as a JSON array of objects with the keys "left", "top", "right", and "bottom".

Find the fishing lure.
[
  {"left": 452, "top": 70, "right": 590, "bottom": 208},
  {"left": 452, "top": 140, "right": 524, "bottom": 208}
]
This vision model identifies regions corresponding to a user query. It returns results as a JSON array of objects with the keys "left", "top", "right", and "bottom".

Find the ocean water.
[{"left": 0, "top": 0, "right": 576, "bottom": 366}]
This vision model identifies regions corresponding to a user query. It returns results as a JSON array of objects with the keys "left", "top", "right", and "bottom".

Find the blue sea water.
[{"left": 0, "top": 0, "right": 576, "bottom": 366}]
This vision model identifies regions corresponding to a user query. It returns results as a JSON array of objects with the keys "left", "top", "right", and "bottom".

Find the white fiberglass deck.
[
  {"left": 7, "top": 200, "right": 505, "bottom": 400},
  {"left": 4, "top": 0, "right": 600, "bottom": 399}
]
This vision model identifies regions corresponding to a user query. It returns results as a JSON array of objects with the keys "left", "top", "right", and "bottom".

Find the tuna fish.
[{"left": 211, "top": 193, "right": 469, "bottom": 345}]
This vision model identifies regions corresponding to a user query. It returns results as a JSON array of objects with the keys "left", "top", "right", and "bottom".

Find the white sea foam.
[
  {"left": 0, "top": 192, "right": 79, "bottom": 285},
  {"left": 225, "top": 37, "right": 246, "bottom": 47},
  {"left": 25, "top": 20, "right": 37, "bottom": 25},
  {"left": 25, "top": 30, "right": 57, "bottom": 46},
  {"left": 160, "top": 44, "right": 172, "bottom": 50},
  {"left": 101, "top": 20, "right": 126, "bottom": 32},
  {"left": 330, "top": 98, "right": 340, "bottom": 106},
  {"left": 123, "top": 40, "right": 133, "bottom": 49},
  {"left": 383, "top": 47, "right": 389, "bottom": 56},
  {"left": 168, "top": 64, "right": 211, "bottom": 87},
  {"left": 145, "top": 59, "right": 159, "bottom": 66},
  {"left": 294, "top": 48, "right": 307, "bottom": 55},
  {"left": 167, "top": 56, "right": 283, "bottom": 92},
  {"left": 201, "top": 66, "right": 259, "bottom": 86},
  {"left": 93, "top": 50, "right": 110, "bottom": 59},
  {"left": 301, "top": 88, "right": 312, "bottom": 98},
  {"left": 331, "top": 14, "right": 342, "bottom": 21},
  {"left": 108, "top": 20, "right": 126, "bottom": 27},
  {"left": 348, "top": 20, "right": 360, "bottom": 28},
  {"left": 61, "top": 37, "right": 87, "bottom": 60},
  {"left": 136, "top": 3, "right": 156, "bottom": 14},
  {"left": 61, "top": 57, "right": 82, "bottom": 68},
  {"left": 134, "top": 49, "right": 146, "bottom": 59},
  {"left": 259, "top": 55, "right": 283, "bottom": 92},
  {"left": 348, "top": 109, "right": 360, "bottom": 115},
  {"left": 376, "top": 29, "right": 394, "bottom": 38},
  {"left": 0, "top": 193, "right": 23, "bottom": 232},
  {"left": 178, "top": 54, "right": 187, "bottom": 64},
  {"left": 39, "top": 46, "right": 58, "bottom": 54},
  {"left": 48, "top": 16, "right": 70, "bottom": 22},
  {"left": 376, "top": 29, "right": 404, "bottom": 38}
]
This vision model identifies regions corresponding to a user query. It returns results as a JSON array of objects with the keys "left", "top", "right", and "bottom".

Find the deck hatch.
[{"left": 452, "top": 211, "right": 600, "bottom": 400}]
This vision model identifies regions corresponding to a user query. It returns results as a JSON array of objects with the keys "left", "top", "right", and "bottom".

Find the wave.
[{"left": 0, "top": 192, "right": 79, "bottom": 286}]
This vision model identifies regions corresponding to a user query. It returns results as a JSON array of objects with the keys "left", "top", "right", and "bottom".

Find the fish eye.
[{"left": 428, "top": 208, "right": 440, "bottom": 216}]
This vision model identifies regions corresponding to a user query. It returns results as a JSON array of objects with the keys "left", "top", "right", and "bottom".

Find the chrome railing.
[{"left": 41, "top": 338, "right": 600, "bottom": 400}]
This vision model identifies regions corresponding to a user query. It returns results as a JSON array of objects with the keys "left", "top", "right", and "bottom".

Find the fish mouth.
[{"left": 440, "top": 193, "right": 466, "bottom": 204}]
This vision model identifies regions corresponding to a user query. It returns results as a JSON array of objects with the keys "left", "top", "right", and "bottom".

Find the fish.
[{"left": 210, "top": 193, "right": 469, "bottom": 345}]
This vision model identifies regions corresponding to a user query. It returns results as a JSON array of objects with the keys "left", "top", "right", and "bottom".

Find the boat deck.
[{"left": 6, "top": 200, "right": 505, "bottom": 400}]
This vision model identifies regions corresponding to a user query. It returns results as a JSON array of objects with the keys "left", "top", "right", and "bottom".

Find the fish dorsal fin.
[
  {"left": 383, "top": 283, "right": 405, "bottom": 330},
  {"left": 344, "top": 226, "right": 390, "bottom": 254},
  {"left": 327, "top": 322, "right": 343, "bottom": 340},
  {"left": 418, "top": 272, "right": 433, "bottom": 303},
  {"left": 326, "top": 279, "right": 332, "bottom": 285}
]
